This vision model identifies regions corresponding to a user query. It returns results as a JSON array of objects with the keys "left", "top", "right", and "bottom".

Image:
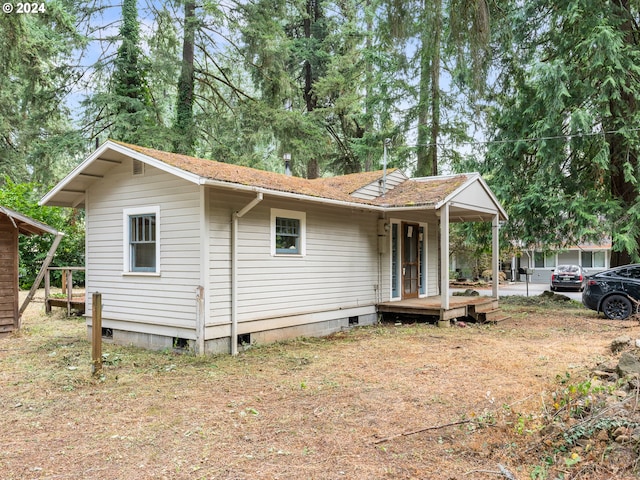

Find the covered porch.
[{"left": 380, "top": 173, "right": 509, "bottom": 326}]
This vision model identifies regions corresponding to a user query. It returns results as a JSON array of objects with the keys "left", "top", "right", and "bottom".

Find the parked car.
[
  {"left": 550, "top": 264, "right": 588, "bottom": 292},
  {"left": 582, "top": 264, "right": 640, "bottom": 320}
]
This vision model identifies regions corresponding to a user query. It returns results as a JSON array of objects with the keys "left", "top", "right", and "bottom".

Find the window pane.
[
  {"left": 391, "top": 224, "right": 399, "bottom": 297},
  {"left": 132, "top": 243, "right": 156, "bottom": 270},
  {"left": 534, "top": 252, "right": 544, "bottom": 268},
  {"left": 594, "top": 251, "right": 605, "bottom": 268},
  {"left": 130, "top": 214, "right": 157, "bottom": 271},
  {"left": 545, "top": 254, "right": 556, "bottom": 268},
  {"left": 582, "top": 251, "right": 593, "bottom": 268},
  {"left": 276, "top": 217, "right": 300, "bottom": 254}
]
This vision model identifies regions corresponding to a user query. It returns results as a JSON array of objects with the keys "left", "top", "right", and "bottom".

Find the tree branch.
[{"left": 372, "top": 419, "right": 472, "bottom": 444}]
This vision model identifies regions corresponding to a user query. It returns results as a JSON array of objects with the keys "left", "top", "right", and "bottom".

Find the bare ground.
[{"left": 1, "top": 294, "right": 639, "bottom": 480}]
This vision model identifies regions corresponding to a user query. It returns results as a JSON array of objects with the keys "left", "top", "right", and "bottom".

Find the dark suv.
[{"left": 582, "top": 264, "right": 640, "bottom": 320}]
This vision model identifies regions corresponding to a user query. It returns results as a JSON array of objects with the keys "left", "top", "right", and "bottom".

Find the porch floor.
[{"left": 377, "top": 295, "right": 506, "bottom": 323}]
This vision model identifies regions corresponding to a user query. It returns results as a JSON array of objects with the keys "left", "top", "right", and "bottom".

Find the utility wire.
[{"left": 400, "top": 127, "right": 640, "bottom": 150}]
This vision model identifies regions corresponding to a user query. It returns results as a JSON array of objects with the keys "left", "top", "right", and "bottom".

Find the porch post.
[
  {"left": 492, "top": 213, "right": 499, "bottom": 299},
  {"left": 440, "top": 203, "right": 450, "bottom": 311}
]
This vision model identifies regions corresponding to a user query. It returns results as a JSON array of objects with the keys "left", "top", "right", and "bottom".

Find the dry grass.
[{"left": 1, "top": 295, "right": 639, "bottom": 479}]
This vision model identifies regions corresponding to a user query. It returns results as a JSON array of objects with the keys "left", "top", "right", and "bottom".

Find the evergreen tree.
[
  {"left": 240, "top": 0, "right": 400, "bottom": 176},
  {"left": 109, "top": 0, "right": 153, "bottom": 143},
  {"left": 482, "top": 0, "right": 640, "bottom": 265},
  {"left": 385, "top": 0, "right": 492, "bottom": 177},
  {"left": 0, "top": 1, "right": 84, "bottom": 183},
  {"left": 82, "top": 0, "right": 155, "bottom": 145},
  {"left": 145, "top": 4, "right": 181, "bottom": 151}
]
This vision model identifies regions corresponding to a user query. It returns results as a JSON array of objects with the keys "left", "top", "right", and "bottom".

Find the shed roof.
[
  {"left": 0, "top": 206, "right": 60, "bottom": 236},
  {"left": 41, "top": 140, "right": 507, "bottom": 221}
]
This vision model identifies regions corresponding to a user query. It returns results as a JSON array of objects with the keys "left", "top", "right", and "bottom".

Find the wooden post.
[
  {"left": 61, "top": 269, "right": 67, "bottom": 295},
  {"left": 66, "top": 269, "right": 72, "bottom": 316},
  {"left": 21, "top": 232, "right": 64, "bottom": 318},
  {"left": 438, "top": 203, "right": 450, "bottom": 328},
  {"left": 44, "top": 268, "right": 51, "bottom": 314},
  {"left": 91, "top": 292, "right": 102, "bottom": 376}
]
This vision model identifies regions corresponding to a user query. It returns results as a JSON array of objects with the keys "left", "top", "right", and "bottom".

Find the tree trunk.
[
  {"left": 173, "top": 0, "right": 196, "bottom": 155},
  {"left": 416, "top": 0, "right": 441, "bottom": 177},
  {"left": 364, "top": 0, "right": 373, "bottom": 172},
  {"left": 303, "top": 0, "right": 320, "bottom": 178},
  {"left": 303, "top": 0, "right": 318, "bottom": 113},
  {"left": 428, "top": 0, "right": 441, "bottom": 177},
  {"left": 608, "top": 0, "right": 638, "bottom": 267}
]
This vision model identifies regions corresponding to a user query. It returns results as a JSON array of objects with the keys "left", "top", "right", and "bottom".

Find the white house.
[
  {"left": 517, "top": 242, "right": 611, "bottom": 284},
  {"left": 41, "top": 141, "right": 508, "bottom": 355}
]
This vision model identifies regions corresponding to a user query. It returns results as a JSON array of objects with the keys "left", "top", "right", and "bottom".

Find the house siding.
[
  {"left": 351, "top": 170, "right": 407, "bottom": 200},
  {"left": 207, "top": 191, "right": 380, "bottom": 334},
  {"left": 85, "top": 159, "right": 201, "bottom": 334}
]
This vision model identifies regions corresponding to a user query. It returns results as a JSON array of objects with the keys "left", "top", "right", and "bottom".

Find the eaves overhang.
[{"left": 39, "top": 141, "right": 203, "bottom": 208}]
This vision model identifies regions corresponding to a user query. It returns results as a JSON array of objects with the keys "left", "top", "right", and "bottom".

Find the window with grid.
[
  {"left": 129, "top": 214, "right": 157, "bottom": 272},
  {"left": 275, "top": 217, "right": 300, "bottom": 254},
  {"left": 271, "top": 208, "right": 305, "bottom": 256}
]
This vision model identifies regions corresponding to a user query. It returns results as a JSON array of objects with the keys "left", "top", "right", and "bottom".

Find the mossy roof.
[{"left": 118, "top": 141, "right": 469, "bottom": 208}]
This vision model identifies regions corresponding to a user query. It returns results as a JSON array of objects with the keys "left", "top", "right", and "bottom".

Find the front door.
[{"left": 402, "top": 222, "right": 420, "bottom": 299}]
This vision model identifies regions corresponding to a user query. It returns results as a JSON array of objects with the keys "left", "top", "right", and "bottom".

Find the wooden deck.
[
  {"left": 377, "top": 295, "right": 507, "bottom": 323},
  {"left": 45, "top": 296, "right": 85, "bottom": 315}
]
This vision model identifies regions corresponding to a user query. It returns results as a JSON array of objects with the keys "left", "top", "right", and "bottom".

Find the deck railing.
[{"left": 44, "top": 267, "right": 86, "bottom": 315}]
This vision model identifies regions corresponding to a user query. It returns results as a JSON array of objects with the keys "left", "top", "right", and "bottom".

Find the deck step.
[
  {"left": 480, "top": 309, "right": 511, "bottom": 323},
  {"left": 471, "top": 300, "right": 500, "bottom": 313}
]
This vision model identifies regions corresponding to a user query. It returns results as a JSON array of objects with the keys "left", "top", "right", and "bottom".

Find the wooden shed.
[{"left": 0, "top": 206, "right": 62, "bottom": 336}]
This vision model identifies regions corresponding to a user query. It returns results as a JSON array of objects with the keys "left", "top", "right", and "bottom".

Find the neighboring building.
[
  {"left": 0, "top": 206, "right": 62, "bottom": 335},
  {"left": 41, "top": 140, "right": 507, "bottom": 355},
  {"left": 515, "top": 242, "right": 611, "bottom": 284}
]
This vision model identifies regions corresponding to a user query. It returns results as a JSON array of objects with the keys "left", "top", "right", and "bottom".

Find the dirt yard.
[{"left": 1, "top": 295, "right": 639, "bottom": 479}]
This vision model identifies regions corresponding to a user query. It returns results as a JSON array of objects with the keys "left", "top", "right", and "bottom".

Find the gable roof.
[
  {"left": 41, "top": 140, "right": 507, "bottom": 220},
  {"left": 0, "top": 206, "right": 60, "bottom": 236}
]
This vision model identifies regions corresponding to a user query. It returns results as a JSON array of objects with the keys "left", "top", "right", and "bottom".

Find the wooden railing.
[{"left": 44, "top": 267, "right": 86, "bottom": 315}]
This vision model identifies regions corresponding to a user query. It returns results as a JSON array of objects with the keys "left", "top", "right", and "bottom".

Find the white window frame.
[
  {"left": 123, "top": 206, "right": 161, "bottom": 275},
  {"left": 418, "top": 224, "right": 427, "bottom": 297},
  {"left": 271, "top": 208, "right": 306, "bottom": 256},
  {"left": 390, "top": 220, "right": 401, "bottom": 300}
]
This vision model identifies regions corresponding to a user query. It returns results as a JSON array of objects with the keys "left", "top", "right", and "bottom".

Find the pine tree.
[
  {"left": 82, "top": 0, "right": 155, "bottom": 146},
  {"left": 0, "top": 1, "right": 84, "bottom": 183},
  {"left": 109, "top": 0, "right": 153, "bottom": 143},
  {"left": 389, "top": 0, "right": 492, "bottom": 177},
  {"left": 240, "top": 0, "right": 404, "bottom": 176},
  {"left": 483, "top": 0, "right": 640, "bottom": 265}
]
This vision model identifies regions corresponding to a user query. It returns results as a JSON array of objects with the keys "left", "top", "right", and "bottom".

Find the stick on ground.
[{"left": 373, "top": 419, "right": 471, "bottom": 444}]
